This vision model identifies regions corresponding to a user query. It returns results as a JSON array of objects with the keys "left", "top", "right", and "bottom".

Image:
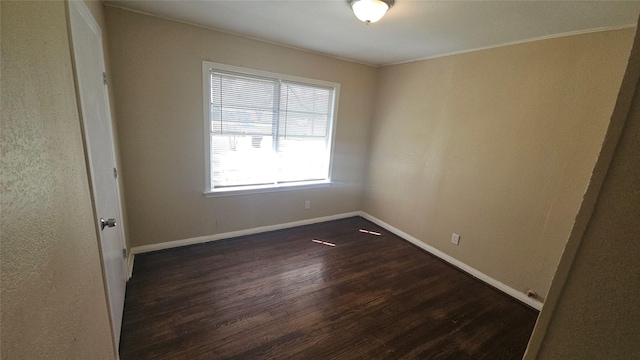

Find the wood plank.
[{"left": 120, "top": 217, "right": 538, "bottom": 359}]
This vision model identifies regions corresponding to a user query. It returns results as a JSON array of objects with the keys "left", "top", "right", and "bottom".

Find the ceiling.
[{"left": 104, "top": 0, "right": 640, "bottom": 66}]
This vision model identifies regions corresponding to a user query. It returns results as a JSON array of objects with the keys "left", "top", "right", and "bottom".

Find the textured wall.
[
  {"left": 1, "top": 1, "right": 115, "bottom": 359},
  {"left": 526, "top": 24, "right": 640, "bottom": 360},
  {"left": 363, "top": 29, "right": 634, "bottom": 298},
  {"left": 105, "top": 7, "right": 378, "bottom": 248}
]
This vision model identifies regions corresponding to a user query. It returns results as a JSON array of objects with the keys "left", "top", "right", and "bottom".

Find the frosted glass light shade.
[{"left": 351, "top": 0, "right": 391, "bottom": 24}]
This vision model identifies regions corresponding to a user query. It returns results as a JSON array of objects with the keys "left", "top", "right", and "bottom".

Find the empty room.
[{"left": 2, "top": 1, "right": 640, "bottom": 359}]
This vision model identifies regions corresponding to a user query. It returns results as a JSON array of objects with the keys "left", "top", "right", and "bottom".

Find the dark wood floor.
[{"left": 120, "top": 217, "right": 538, "bottom": 360}]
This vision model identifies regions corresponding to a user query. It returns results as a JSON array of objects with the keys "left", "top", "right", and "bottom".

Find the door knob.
[{"left": 100, "top": 218, "right": 117, "bottom": 230}]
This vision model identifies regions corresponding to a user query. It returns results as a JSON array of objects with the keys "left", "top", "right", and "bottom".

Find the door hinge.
[
  {"left": 122, "top": 248, "right": 127, "bottom": 258},
  {"left": 113, "top": 167, "right": 118, "bottom": 179},
  {"left": 103, "top": 72, "right": 107, "bottom": 85}
]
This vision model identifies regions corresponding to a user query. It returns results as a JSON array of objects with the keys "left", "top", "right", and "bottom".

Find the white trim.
[
  {"left": 202, "top": 61, "right": 340, "bottom": 194},
  {"left": 130, "top": 211, "right": 360, "bottom": 255},
  {"left": 202, "top": 61, "right": 212, "bottom": 195},
  {"left": 129, "top": 209, "right": 543, "bottom": 310},
  {"left": 382, "top": 24, "right": 636, "bottom": 67},
  {"left": 359, "top": 212, "right": 544, "bottom": 311},
  {"left": 204, "top": 180, "right": 331, "bottom": 198},
  {"left": 127, "top": 254, "right": 135, "bottom": 280},
  {"left": 204, "top": 62, "right": 341, "bottom": 89}
]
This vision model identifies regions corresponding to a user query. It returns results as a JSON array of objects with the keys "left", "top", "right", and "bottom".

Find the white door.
[{"left": 68, "top": 1, "right": 127, "bottom": 349}]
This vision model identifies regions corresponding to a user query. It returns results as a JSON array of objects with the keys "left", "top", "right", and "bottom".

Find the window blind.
[{"left": 209, "top": 69, "right": 335, "bottom": 189}]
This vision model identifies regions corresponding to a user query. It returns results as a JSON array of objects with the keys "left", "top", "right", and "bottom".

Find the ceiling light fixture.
[{"left": 349, "top": 0, "right": 394, "bottom": 24}]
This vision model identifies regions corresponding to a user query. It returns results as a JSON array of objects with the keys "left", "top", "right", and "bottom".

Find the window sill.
[{"left": 204, "top": 181, "right": 332, "bottom": 198}]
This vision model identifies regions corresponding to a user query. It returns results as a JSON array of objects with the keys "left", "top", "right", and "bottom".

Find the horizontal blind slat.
[{"left": 211, "top": 71, "right": 277, "bottom": 135}]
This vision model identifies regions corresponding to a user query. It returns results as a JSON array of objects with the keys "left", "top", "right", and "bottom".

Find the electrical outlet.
[
  {"left": 304, "top": 200, "right": 311, "bottom": 210},
  {"left": 451, "top": 233, "right": 460, "bottom": 245}
]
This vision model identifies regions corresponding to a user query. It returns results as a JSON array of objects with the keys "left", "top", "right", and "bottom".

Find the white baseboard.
[
  {"left": 359, "top": 212, "right": 543, "bottom": 311},
  {"left": 130, "top": 211, "right": 361, "bottom": 255},
  {"left": 128, "top": 210, "right": 542, "bottom": 310},
  {"left": 127, "top": 254, "right": 134, "bottom": 280}
]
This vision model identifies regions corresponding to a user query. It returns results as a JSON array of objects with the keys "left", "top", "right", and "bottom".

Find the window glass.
[{"left": 205, "top": 63, "right": 338, "bottom": 192}]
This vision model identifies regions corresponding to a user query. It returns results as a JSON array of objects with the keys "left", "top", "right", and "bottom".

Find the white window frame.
[{"left": 202, "top": 61, "right": 340, "bottom": 197}]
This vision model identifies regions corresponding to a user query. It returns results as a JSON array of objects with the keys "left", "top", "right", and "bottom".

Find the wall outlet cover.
[{"left": 451, "top": 233, "right": 460, "bottom": 245}]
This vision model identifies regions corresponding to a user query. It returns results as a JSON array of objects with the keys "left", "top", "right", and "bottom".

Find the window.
[{"left": 203, "top": 62, "right": 339, "bottom": 195}]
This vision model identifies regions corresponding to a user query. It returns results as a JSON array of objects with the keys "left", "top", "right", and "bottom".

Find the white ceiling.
[{"left": 105, "top": 0, "right": 640, "bottom": 66}]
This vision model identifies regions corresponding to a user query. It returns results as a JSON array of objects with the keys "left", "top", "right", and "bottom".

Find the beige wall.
[
  {"left": 1, "top": 1, "right": 115, "bottom": 359},
  {"left": 104, "top": 6, "right": 378, "bottom": 248},
  {"left": 526, "top": 23, "right": 640, "bottom": 359},
  {"left": 363, "top": 29, "right": 634, "bottom": 298}
]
